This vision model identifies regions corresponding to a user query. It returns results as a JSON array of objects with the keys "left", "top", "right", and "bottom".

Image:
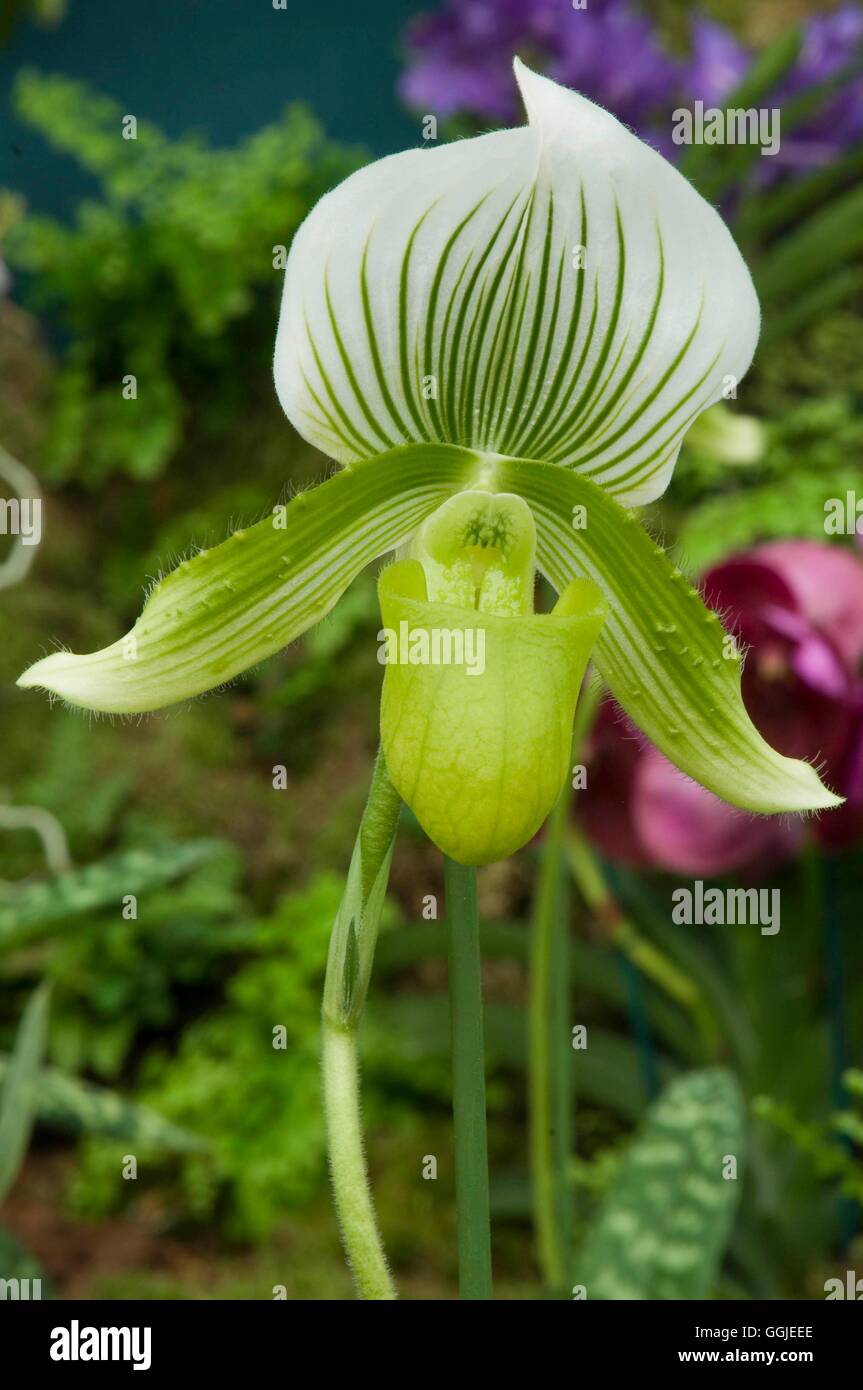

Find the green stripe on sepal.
[
  {"left": 17, "top": 444, "right": 481, "bottom": 715},
  {"left": 495, "top": 455, "right": 842, "bottom": 816}
]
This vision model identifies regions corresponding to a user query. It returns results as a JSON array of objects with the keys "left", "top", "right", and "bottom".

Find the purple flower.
[
  {"left": 801, "top": 2, "right": 863, "bottom": 83},
  {"left": 548, "top": 2, "right": 680, "bottom": 133},
  {"left": 770, "top": 3, "right": 863, "bottom": 172},
  {"left": 400, "top": 0, "right": 683, "bottom": 143},
  {"left": 682, "top": 5, "right": 863, "bottom": 176},
  {"left": 400, "top": 0, "right": 559, "bottom": 122},
  {"left": 685, "top": 16, "right": 750, "bottom": 107},
  {"left": 400, "top": 1, "right": 863, "bottom": 183}
]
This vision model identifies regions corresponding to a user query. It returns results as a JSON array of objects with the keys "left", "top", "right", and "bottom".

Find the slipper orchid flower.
[
  {"left": 19, "top": 59, "right": 840, "bottom": 857},
  {"left": 17, "top": 56, "right": 843, "bottom": 1305}
]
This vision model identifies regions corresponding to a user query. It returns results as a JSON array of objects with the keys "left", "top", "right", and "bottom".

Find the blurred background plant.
[
  {"left": 2, "top": 73, "right": 365, "bottom": 487},
  {"left": 0, "top": 0, "right": 861, "bottom": 1300}
]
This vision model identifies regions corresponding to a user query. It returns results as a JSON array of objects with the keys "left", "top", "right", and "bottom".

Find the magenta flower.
[{"left": 582, "top": 541, "right": 863, "bottom": 874}]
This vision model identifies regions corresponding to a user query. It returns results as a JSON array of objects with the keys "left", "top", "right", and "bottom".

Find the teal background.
[{"left": 0, "top": 0, "right": 421, "bottom": 217}]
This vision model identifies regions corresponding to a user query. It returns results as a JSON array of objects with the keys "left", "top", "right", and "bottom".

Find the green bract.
[{"left": 18, "top": 58, "right": 841, "bottom": 861}]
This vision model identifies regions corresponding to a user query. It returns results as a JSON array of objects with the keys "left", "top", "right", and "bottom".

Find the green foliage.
[
  {"left": 0, "top": 985, "right": 50, "bottom": 1200},
  {"left": 0, "top": 1051, "right": 204, "bottom": 1151},
  {"left": 13, "top": 716, "right": 134, "bottom": 864},
  {"left": 44, "top": 847, "right": 248, "bottom": 1079},
  {"left": 0, "top": 985, "right": 53, "bottom": 1302},
  {"left": 0, "top": 840, "right": 223, "bottom": 950},
  {"left": 0, "top": 1227, "right": 51, "bottom": 1297},
  {"left": 677, "top": 468, "right": 862, "bottom": 572},
  {"left": 72, "top": 875, "right": 359, "bottom": 1238},
  {"left": 755, "top": 184, "right": 863, "bottom": 309},
  {"left": 0, "top": 0, "right": 67, "bottom": 46},
  {"left": 3, "top": 72, "right": 366, "bottom": 485},
  {"left": 0, "top": 836, "right": 246, "bottom": 1079},
  {"left": 754, "top": 1069, "right": 863, "bottom": 1205},
  {"left": 575, "top": 1069, "right": 745, "bottom": 1300},
  {"left": 752, "top": 311, "right": 863, "bottom": 408},
  {"left": 673, "top": 394, "right": 863, "bottom": 569}
]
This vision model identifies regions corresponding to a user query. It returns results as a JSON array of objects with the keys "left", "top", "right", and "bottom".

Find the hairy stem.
[
  {"left": 322, "top": 1024, "right": 395, "bottom": 1299},
  {"left": 321, "top": 751, "right": 400, "bottom": 1299}
]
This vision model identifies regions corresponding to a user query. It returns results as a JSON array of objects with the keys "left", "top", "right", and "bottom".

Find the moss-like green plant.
[{"left": 4, "top": 72, "right": 364, "bottom": 485}]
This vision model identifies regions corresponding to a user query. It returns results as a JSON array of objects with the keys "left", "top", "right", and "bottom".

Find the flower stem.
[
  {"left": 529, "top": 669, "right": 601, "bottom": 1293},
  {"left": 444, "top": 856, "right": 493, "bottom": 1300},
  {"left": 321, "top": 752, "right": 400, "bottom": 1299},
  {"left": 529, "top": 784, "right": 571, "bottom": 1294},
  {"left": 322, "top": 1023, "right": 395, "bottom": 1299}
]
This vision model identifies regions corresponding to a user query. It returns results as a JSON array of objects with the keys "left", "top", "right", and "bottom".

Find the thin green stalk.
[
  {"left": 445, "top": 856, "right": 493, "bottom": 1300},
  {"left": 529, "top": 785, "right": 570, "bottom": 1292},
  {"left": 567, "top": 822, "right": 718, "bottom": 1055},
  {"left": 321, "top": 752, "right": 400, "bottom": 1300},
  {"left": 529, "top": 670, "right": 602, "bottom": 1293}
]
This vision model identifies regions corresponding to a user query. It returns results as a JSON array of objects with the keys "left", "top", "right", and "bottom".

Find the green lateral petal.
[
  {"left": 275, "top": 60, "right": 759, "bottom": 505},
  {"left": 18, "top": 445, "right": 480, "bottom": 714},
  {"left": 495, "top": 456, "right": 841, "bottom": 815}
]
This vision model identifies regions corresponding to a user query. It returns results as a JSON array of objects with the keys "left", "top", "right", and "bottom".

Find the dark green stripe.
[
  {"left": 516, "top": 184, "right": 588, "bottom": 456},
  {"left": 537, "top": 203, "right": 627, "bottom": 458},
  {"left": 360, "top": 239, "right": 414, "bottom": 441},
  {"left": 421, "top": 194, "right": 491, "bottom": 441}
]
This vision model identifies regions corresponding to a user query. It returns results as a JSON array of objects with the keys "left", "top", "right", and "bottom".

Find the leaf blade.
[
  {"left": 0, "top": 841, "right": 223, "bottom": 952},
  {"left": 0, "top": 1054, "right": 207, "bottom": 1152},
  {"left": 0, "top": 985, "right": 52, "bottom": 1202}
]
